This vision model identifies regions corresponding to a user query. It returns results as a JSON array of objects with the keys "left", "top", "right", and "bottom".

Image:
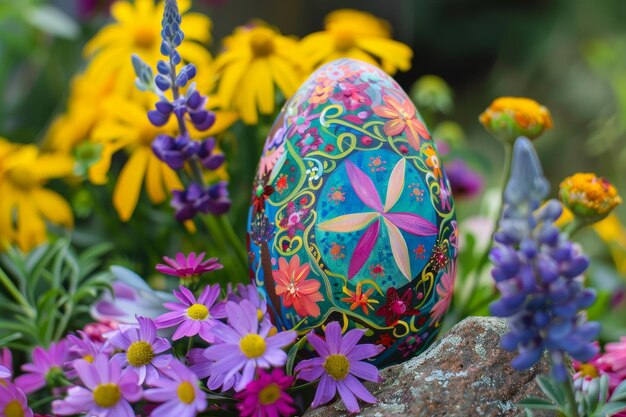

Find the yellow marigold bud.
[
  {"left": 559, "top": 173, "right": 621, "bottom": 223},
  {"left": 479, "top": 97, "right": 552, "bottom": 143}
]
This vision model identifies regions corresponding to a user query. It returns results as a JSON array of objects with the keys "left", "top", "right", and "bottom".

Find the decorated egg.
[{"left": 246, "top": 58, "right": 457, "bottom": 367}]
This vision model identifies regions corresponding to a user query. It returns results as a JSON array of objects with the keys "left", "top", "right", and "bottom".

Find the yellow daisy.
[
  {"left": 0, "top": 142, "right": 74, "bottom": 252},
  {"left": 213, "top": 22, "right": 304, "bottom": 124},
  {"left": 300, "top": 9, "right": 413, "bottom": 75},
  {"left": 84, "top": 0, "right": 213, "bottom": 97}
]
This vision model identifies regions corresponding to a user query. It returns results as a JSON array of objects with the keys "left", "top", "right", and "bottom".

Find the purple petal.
[
  {"left": 345, "top": 160, "right": 383, "bottom": 212},
  {"left": 346, "top": 344, "right": 382, "bottom": 361},
  {"left": 304, "top": 333, "right": 330, "bottom": 358},
  {"left": 336, "top": 379, "right": 360, "bottom": 413},
  {"left": 138, "top": 317, "right": 156, "bottom": 342},
  {"left": 344, "top": 374, "right": 377, "bottom": 403},
  {"left": 263, "top": 348, "right": 288, "bottom": 367},
  {"left": 73, "top": 359, "right": 100, "bottom": 389},
  {"left": 154, "top": 311, "right": 186, "bottom": 328},
  {"left": 348, "top": 361, "right": 380, "bottom": 383},
  {"left": 325, "top": 322, "right": 342, "bottom": 355},
  {"left": 312, "top": 374, "right": 337, "bottom": 408},
  {"left": 295, "top": 357, "right": 325, "bottom": 381},
  {"left": 236, "top": 360, "right": 256, "bottom": 391},
  {"left": 383, "top": 212, "right": 438, "bottom": 235},
  {"left": 348, "top": 219, "right": 380, "bottom": 279},
  {"left": 266, "top": 331, "right": 297, "bottom": 349},
  {"left": 178, "top": 286, "right": 197, "bottom": 304},
  {"left": 339, "top": 329, "right": 365, "bottom": 355}
]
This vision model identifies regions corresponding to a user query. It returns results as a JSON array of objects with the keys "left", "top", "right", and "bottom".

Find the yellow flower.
[
  {"left": 479, "top": 97, "right": 552, "bottom": 142},
  {"left": 593, "top": 214, "right": 626, "bottom": 277},
  {"left": 84, "top": 0, "right": 213, "bottom": 96},
  {"left": 559, "top": 172, "right": 621, "bottom": 223},
  {"left": 213, "top": 22, "right": 303, "bottom": 124},
  {"left": 45, "top": 66, "right": 117, "bottom": 152},
  {"left": 300, "top": 9, "right": 412, "bottom": 75},
  {"left": 0, "top": 141, "right": 74, "bottom": 252}
]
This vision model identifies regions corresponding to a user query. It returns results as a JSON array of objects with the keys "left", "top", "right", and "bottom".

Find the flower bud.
[
  {"left": 479, "top": 97, "right": 552, "bottom": 143},
  {"left": 559, "top": 173, "right": 621, "bottom": 224}
]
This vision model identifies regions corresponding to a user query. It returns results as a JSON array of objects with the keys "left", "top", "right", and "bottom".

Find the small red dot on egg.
[{"left": 361, "top": 136, "right": 373, "bottom": 145}]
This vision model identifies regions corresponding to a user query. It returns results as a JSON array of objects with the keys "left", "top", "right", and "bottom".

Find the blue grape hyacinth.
[{"left": 490, "top": 137, "right": 600, "bottom": 381}]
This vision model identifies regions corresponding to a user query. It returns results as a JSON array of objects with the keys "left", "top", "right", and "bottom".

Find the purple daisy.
[
  {"left": 109, "top": 316, "right": 172, "bottom": 384},
  {"left": 155, "top": 285, "right": 226, "bottom": 342},
  {"left": 52, "top": 354, "right": 142, "bottom": 417},
  {"left": 67, "top": 331, "right": 105, "bottom": 362},
  {"left": 0, "top": 382, "right": 33, "bottom": 417},
  {"left": 187, "top": 348, "right": 240, "bottom": 392},
  {"left": 144, "top": 359, "right": 207, "bottom": 417},
  {"left": 15, "top": 340, "right": 69, "bottom": 394},
  {"left": 294, "top": 321, "right": 382, "bottom": 414},
  {"left": 224, "top": 283, "right": 270, "bottom": 324},
  {"left": 156, "top": 252, "right": 223, "bottom": 279},
  {"left": 205, "top": 300, "right": 297, "bottom": 391}
]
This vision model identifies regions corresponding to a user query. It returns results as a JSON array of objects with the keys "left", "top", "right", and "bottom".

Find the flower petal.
[
  {"left": 317, "top": 212, "right": 379, "bottom": 233},
  {"left": 383, "top": 158, "right": 406, "bottom": 213},
  {"left": 348, "top": 219, "right": 380, "bottom": 280},
  {"left": 383, "top": 218, "right": 411, "bottom": 281},
  {"left": 345, "top": 160, "right": 383, "bottom": 212},
  {"left": 383, "top": 212, "right": 438, "bottom": 236}
]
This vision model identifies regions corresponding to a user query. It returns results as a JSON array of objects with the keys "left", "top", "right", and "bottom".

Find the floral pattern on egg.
[{"left": 247, "top": 58, "right": 457, "bottom": 367}]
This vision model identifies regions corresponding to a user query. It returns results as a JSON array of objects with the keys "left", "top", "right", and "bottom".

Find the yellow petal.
[
  {"left": 180, "top": 12, "right": 212, "bottom": 43},
  {"left": 32, "top": 154, "right": 74, "bottom": 181},
  {"left": 255, "top": 59, "right": 274, "bottom": 115},
  {"left": 355, "top": 37, "right": 413, "bottom": 73},
  {"left": 216, "top": 58, "right": 249, "bottom": 109},
  {"left": 268, "top": 56, "right": 300, "bottom": 99},
  {"left": 16, "top": 193, "right": 47, "bottom": 252},
  {"left": 205, "top": 110, "right": 239, "bottom": 136},
  {"left": 32, "top": 188, "right": 74, "bottom": 228},
  {"left": 161, "top": 162, "right": 183, "bottom": 192},
  {"left": 145, "top": 154, "right": 167, "bottom": 204},
  {"left": 113, "top": 148, "right": 150, "bottom": 221}
]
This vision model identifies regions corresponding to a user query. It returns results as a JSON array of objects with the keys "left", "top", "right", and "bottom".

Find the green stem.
[
  {"left": 29, "top": 395, "right": 57, "bottom": 409},
  {"left": 0, "top": 268, "right": 34, "bottom": 317},
  {"left": 186, "top": 336, "right": 193, "bottom": 355},
  {"left": 455, "top": 141, "right": 514, "bottom": 319},
  {"left": 215, "top": 215, "right": 248, "bottom": 269},
  {"left": 562, "top": 217, "right": 586, "bottom": 239}
]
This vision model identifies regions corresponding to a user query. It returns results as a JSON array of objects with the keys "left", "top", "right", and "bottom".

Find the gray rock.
[{"left": 303, "top": 316, "right": 549, "bottom": 417}]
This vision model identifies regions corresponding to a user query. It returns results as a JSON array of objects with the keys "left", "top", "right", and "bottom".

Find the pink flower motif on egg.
[
  {"left": 332, "top": 82, "right": 372, "bottom": 111},
  {"left": 429, "top": 260, "right": 457, "bottom": 325},
  {"left": 279, "top": 202, "right": 310, "bottom": 239},
  {"left": 296, "top": 127, "right": 324, "bottom": 156},
  {"left": 318, "top": 159, "right": 438, "bottom": 280}
]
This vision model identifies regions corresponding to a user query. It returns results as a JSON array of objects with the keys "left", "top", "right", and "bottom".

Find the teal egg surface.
[{"left": 246, "top": 58, "right": 457, "bottom": 366}]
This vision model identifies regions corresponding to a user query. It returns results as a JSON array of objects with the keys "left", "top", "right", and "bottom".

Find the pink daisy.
[
  {"left": 109, "top": 316, "right": 172, "bottom": 384},
  {"left": 144, "top": 360, "right": 207, "bottom": 417},
  {"left": 156, "top": 252, "right": 223, "bottom": 279},
  {"left": 0, "top": 383, "right": 33, "bottom": 417},
  {"left": 236, "top": 368, "right": 296, "bottom": 417},
  {"left": 155, "top": 285, "right": 226, "bottom": 342},
  {"left": 15, "top": 341, "right": 69, "bottom": 394}
]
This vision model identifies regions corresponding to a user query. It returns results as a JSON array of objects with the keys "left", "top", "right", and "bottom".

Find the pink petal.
[
  {"left": 348, "top": 219, "right": 380, "bottom": 280},
  {"left": 383, "top": 212, "right": 438, "bottom": 236},
  {"left": 318, "top": 212, "right": 379, "bottom": 233},
  {"left": 383, "top": 159, "right": 406, "bottom": 213},
  {"left": 345, "top": 160, "right": 383, "bottom": 212},
  {"left": 383, "top": 218, "right": 412, "bottom": 281}
]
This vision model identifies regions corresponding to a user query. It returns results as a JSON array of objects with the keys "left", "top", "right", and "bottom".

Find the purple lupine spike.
[{"left": 490, "top": 137, "right": 599, "bottom": 381}]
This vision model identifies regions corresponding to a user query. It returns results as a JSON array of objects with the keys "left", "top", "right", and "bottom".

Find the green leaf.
[
  {"left": 600, "top": 374, "right": 610, "bottom": 405},
  {"left": 611, "top": 379, "right": 626, "bottom": 402},
  {"left": 536, "top": 375, "right": 566, "bottom": 406},
  {"left": 286, "top": 335, "right": 309, "bottom": 376},
  {"left": 24, "top": 4, "right": 79, "bottom": 39},
  {"left": 516, "top": 397, "right": 559, "bottom": 410},
  {"left": 595, "top": 401, "right": 626, "bottom": 417}
]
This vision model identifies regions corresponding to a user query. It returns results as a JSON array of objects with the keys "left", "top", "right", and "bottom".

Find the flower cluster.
[
  {"left": 131, "top": 0, "right": 230, "bottom": 221},
  {"left": 4, "top": 247, "right": 384, "bottom": 417},
  {"left": 490, "top": 137, "right": 600, "bottom": 381}
]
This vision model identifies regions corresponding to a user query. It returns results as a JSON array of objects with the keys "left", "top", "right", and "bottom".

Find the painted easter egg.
[{"left": 246, "top": 58, "right": 457, "bottom": 367}]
